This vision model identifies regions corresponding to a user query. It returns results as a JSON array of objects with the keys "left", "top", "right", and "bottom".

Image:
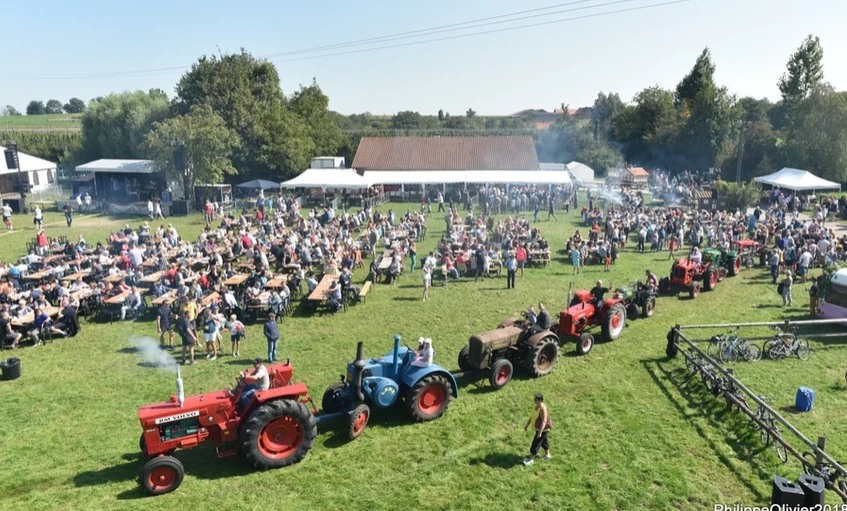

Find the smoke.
[
  {"left": 595, "top": 188, "right": 623, "bottom": 206},
  {"left": 130, "top": 336, "right": 178, "bottom": 372}
]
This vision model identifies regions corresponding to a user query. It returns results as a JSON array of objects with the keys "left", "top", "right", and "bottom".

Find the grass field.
[
  {"left": 0, "top": 204, "right": 844, "bottom": 511},
  {"left": 0, "top": 113, "right": 82, "bottom": 131}
]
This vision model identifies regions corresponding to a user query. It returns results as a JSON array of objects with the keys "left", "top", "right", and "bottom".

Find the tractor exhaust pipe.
[
  {"left": 176, "top": 366, "right": 184, "bottom": 408},
  {"left": 392, "top": 335, "right": 401, "bottom": 378},
  {"left": 353, "top": 341, "right": 366, "bottom": 402}
]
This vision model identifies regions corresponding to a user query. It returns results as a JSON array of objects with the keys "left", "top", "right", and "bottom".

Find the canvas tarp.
[{"left": 753, "top": 167, "right": 840, "bottom": 191}]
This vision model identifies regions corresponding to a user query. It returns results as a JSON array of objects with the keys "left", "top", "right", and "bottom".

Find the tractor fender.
[
  {"left": 525, "top": 330, "right": 555, "bottom": 348},
  {"left": 602, "top": 297, "right": 623, "bottom": 310},
  {"left": 252, "top": 382, "right": 310, "bottom": 404},
  {"left": 403, "top": 366, "right": 458, "bottom": 398}
]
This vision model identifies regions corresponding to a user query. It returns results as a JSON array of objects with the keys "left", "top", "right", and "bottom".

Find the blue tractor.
[{"left": 320, "top": 335, "right": 458, "bottom": 439}]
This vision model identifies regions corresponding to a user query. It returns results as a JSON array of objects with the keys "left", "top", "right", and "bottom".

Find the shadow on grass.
[
  {"left": 117, "top": 347, "right": 138, "bottom": 354},
  {"left": 393, "top": 297, "right": 419, "bottom": 302},
  {"left": 640, "top": 357, "right": 770, "bottom": 502},
  {"left": 468, "top": 452, "right": 524, "bottom": 469}
]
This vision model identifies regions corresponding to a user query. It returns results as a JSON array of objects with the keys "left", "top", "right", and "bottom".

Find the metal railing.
[{"left": 666, "top": 320, "right": 847, "bottom": 501}]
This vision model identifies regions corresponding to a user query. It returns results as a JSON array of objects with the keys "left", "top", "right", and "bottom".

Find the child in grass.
[{"left": 228, "top": 314, "right": 245, "bottom": 357}]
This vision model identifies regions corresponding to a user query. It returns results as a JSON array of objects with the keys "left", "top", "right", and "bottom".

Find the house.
[
  {"left": 621, "top": 166, "right": 649, "bottom": 188},
  {"left": 0, "top": 145, "right": 58, "bottom": 195}
]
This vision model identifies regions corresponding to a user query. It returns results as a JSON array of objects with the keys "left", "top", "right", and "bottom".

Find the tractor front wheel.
[
  {"left": 139, "top": 455, "right": 184, "bottom": 496},
  {"left": 658, "top": 277, "right": 671, "bottom": 294},
  {"left": 488, "top": 359, "right": 514, "bottom": 390},
  {"left": 457, "top": 345, "right": 473, "bottom": 373},
  {"left": 348, "top": 403, "right": 370, "bottom": 440},
  {"left": 601, "top": 303, "right": 626, "bottom": 342},
  {"left": 744, "top": 257, "right": 755, "bottom": 269},
  {"left": 525, "top": 336, "right": 559, "bottom": 377},
  {"left": 641, "top": 296, "right": 656, "bottom": 318},
  {"left": 241, "top": 399, "right": 317, "bottom": 470},
  {"left": 703, "top": 270, "right": 716, "bottom": 291},
  {"left": 139, "top": 434, "right": 147, "bottom": 457},
  {"left": 689, "top": 283, "right": 700, "bottom": 299},
  {"left": 405, "top": 373, "right": 454, "bottom": 421},
  {"left": 625, "top": 302, "right": 640, "bottom": 320},
  {"left": 321, "top": 382, "right": 347, "bottom": 414},
  {"left": 729, "top": 255, "right": 741, "bottom": 276},
  {"left": 576, "top": 332, "right": 594, "bottom": 355}
]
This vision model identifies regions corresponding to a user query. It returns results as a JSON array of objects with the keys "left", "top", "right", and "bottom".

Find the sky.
[{"left": 2, "top": 0, "right": 846, "bottom": 116}]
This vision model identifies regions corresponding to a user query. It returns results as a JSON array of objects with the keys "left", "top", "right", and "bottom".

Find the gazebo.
[{"left": 754, "top": 168, "right": 841, "bottom": 192}]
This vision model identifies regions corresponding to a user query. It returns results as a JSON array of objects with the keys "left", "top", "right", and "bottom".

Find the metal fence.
[{"left": 665, "top": 319, "right": 847, "bottom": 501}]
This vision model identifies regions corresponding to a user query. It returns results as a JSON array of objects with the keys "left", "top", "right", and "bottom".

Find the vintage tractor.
[
  {"left": 137, "top": 364, "right": 316, "bottom": 496},
  {"left": 658, "top": 258, "right": 724, "bottom": 299},
  {"left": 702, "top": 246, "right": 741, "bottom": 277},
  {"left": 614, "top": 284, "right": 657, "bottom": 320},
  {"left": 733, "top": 240, "right": 762, "bottom": 269},
  {"left": 321, "top": 335, "right": 457, "bottom": 434},
  {"left": 557, "top": 289, "right": 627, "bottom": 355},
  {"left": 456, "top": 312, "right": 561, "bottom": 390}
]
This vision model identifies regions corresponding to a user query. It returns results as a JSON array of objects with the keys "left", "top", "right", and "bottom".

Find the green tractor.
[
  {"left": 614, "top": 284, "right": 658, "bottom": 320},
  {"left": 701, "top": 247, "right": 740, "bottom": 278}
]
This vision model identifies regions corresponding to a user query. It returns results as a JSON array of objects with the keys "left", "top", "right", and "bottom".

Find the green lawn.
[
  {"left": 0, "top": 204, "right": 843, "bottom": 510},
  {"left": 0, "top": 113, "right": 82, "bottom": 131}
]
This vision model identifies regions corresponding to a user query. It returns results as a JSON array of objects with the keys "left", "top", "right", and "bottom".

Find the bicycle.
[
  {"left": 754, "top": 396, "right": 787, "bottom": 463},
  {"left": 763, "top": 326, "right": 810, "bottom": 361},
  {"left": 802, "top": 451, "right": 847, "bottom": 494},
  {"left": 724, "top": 380, "right": 749, "bottom": 413},
  {"left": 718, "top": 331, "right": 762, "bottom": 363}
]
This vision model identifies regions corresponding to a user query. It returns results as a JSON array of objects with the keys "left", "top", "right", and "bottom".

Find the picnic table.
[
  {"left": 280, "top": 264, "right": 301, "bottom": 275},
  {"left": 199, "top": 292, "right": 221, "bottom": 307},
  {"left": 24, "top": 269, "right": 52, "bottom": 281},
  {"left": 11, "top": 306, "right": 60, "bottom": 328},
  {"left": 308, "top": 275, "right": 335, "bottom": 301},
  {"left": 66, "top": 257, "right": 87, "bottom": 267},
  {"left": 103, "top": 290, "right": 131, "bottom": 305},
  {"left": 139, "top": 271, "right": 164, "bottom": 285},
  {"left": 378, "top": 250, "right": 395, "bottom": 271},
  {"left": 42, "top": 254, "right": 65, "bottom": 265},
  {"left": 69, "top": 288, "right": 95, "bottom": 302},
  {"left": 151, "top": 291, "right": 178, "bottom": 306},
  {"left": 61, "top": 270, "right": 92, "bottom": 282},
  {"left": 529, "top": 250, "right": 551, "bottom": 266},
  {"left": 264, "top": 276, "right": 288, "bottom": 289},
  {"left": 224, "top": 273, "right": 250, "bottom": 287},
  {"left": 105, "top": 273, "right": 125, "bottom": 284}
]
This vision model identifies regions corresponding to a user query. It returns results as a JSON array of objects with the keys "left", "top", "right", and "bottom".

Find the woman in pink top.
[{"left": 516, "top": 246, "right": 527, "bottom": 277}]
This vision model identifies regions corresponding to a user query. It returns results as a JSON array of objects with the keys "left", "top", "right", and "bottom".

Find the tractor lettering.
[
  {"left": 380, "top": 386, "right": 396, "bottom": 396},
  {"left": 154, "top": 411, "right": 200, "bottom": 425}
]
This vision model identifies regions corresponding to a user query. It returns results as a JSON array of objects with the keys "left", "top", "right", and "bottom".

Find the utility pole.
[{"left": 735, "top": 121, "right": 746, "bottom": 183}]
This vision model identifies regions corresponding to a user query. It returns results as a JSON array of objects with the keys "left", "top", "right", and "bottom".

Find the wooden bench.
[{"left": 358, "top": 282, "right": 372, "bottom": 303}]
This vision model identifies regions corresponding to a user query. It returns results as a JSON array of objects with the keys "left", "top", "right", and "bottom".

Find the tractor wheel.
[
  {"left": 139, "top": 455, "right": 184, "bottom": 496},
  {"left": 716, "top": 268, "right": 727, "bottom": 282},
  {"left": 641, "top": 296, "right": 656, "bottom": 318},
  {"left": 729, "top": 255, "right": 741, "bottom": 276},
  {"left": 702, "top": 270, "right": 715, "bottom": 291},
  {"left": 139, "top": 434, "right": 147, "bottom": 456},
  {"left": 241, "top": 399, "right": 317, "bottom": 470},
  {"left": 625, "top": 302, "right": 640, "bottom": 320},
  {"left": 457, "top": 345, "right": 473, "bottom": 373},
  {"left": 488, "top": 359, "right": 514, "bottom": 390},
  {"left": 576, "top": 332, "right": 594, "bottom": 356},
  {"left": 405, "top": 373, "right": 454, "bottom": 421},
  {"left": 601, "top": 303, "right": 626, "bottom": 342},
  {"left": 658, "top": 277, "right": 671, "bottom": 294},
  {"left": 689, "top": 283, "right": 700, "bottom": 299},
  {"left": 348, "top": 403, "right": 370, "bottom": 440},
  {"left": 321, "top": 382, "right": 347, "bottom": 414},
  {"left": 744, "top": 257, "right": 755, "bottom": 269},
  {"left": 525, "top": 336, "right": 559, "bottom": 377}
]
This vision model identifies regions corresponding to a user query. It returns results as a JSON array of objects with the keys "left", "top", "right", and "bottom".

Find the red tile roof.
[
  {"left": 352, "top": 136, "right": 540, "bottom": 171},
  {"left": 627, "top": 167, "right": 650, "bottom": 177}
]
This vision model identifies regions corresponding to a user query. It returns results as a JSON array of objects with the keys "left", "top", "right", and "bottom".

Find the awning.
[
  {"left": 76, "top": 159, "right": 157, "bottom": 174},
  {"left": 754, "top": 167, "right": 840, "bottom": 191},
  {"left": 282, "top": 168, "right": 370, "bottom": 189},
  {"left": 362, "top": 170, "right": 571, "bottom": 185},
  {"left": 235, "top": 179, "right": 280, "bottom": 190}
]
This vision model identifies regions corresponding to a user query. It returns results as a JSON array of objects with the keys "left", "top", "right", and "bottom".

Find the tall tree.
[
  {"left": 80, "top": 90, "right": 170, "bottom": 160},
  {"left": 738, "top": 96, "right": 772, "bottom": 125},
  {"left": 288, "top": 80, "right": 344, "bottom": 159},
  {"left": 778, "top": 35, "right": 824, "bottom": 105},
  {"left": 466, "top": 108, "right": 476, "bottom": 118},
  {"left": 144, "top": 104, "right": 239, "bottom": 201},
  {"left": 390, "top": 111, "right": 424, "bottom": 130},
  {"left": 2, "top": 105, "right": 21, "bottom": 116},
  {"left": 63, "top": 97, "right": 86, "bottom": 114},
  {"left": 592, "top": 92, "right": 625, "bottom": 138},
  {"left": 675, "top": 48, "right": 716, "bottom": 108},
  {"left": 437, "top": 109, "right": 444, "bottom": 122},
  {"left": 45, "top": 99, "right": 63, "bottom": 114},
  {"left": 26, "top": 100, "right": 45, "bottom": 115},
  {"left": 782, "top": 88, "right": 847, "bottom": 182},
  {"left": 611, "top": 86, "right": 678, "bottom": 165}
]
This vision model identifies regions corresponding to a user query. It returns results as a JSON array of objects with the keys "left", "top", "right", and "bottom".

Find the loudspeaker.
[
  {"left": 4, "top": 150, "right": 16, "bottom": 170},
  {"left": 173, "top": 146, "right": 186, "bottom": 171},
  {"left": 797, "top": 474, "right": 825, "bottom": 506},
  {"left": 771, "top": 476, "right": 805, "bottom": 506}
]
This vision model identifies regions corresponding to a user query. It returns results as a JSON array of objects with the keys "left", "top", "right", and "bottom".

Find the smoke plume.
[{"left": 130, "top": 336, "right": 178, "bottom": 372}]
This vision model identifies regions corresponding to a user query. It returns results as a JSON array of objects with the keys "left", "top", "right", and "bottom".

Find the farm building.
[
  {"left": 0, "top": 145, "right": 58, "bottom": 194},
  {"left": 621, "top": 166, "right": 649, "bottom": 187}
]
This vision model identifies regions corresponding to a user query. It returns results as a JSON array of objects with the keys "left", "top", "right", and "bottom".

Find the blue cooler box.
[{"left": 795, "top": 387, "right": 815, "bottom": 412}]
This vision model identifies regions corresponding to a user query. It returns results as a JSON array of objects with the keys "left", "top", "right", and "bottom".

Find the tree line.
[{"left": 2, "top": 98, "right": 88, "bottom": 116}]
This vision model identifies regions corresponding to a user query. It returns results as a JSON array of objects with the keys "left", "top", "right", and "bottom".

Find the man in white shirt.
[{"left": 239, "top": 358, "right": 270, "bottom": 407}]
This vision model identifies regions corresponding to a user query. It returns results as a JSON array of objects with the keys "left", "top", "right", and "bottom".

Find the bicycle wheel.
[
  {"left": 795, "top": 339, "right": 811, "bottom": 361},
  {"left": 744, "top": 343, "right": 762, "bottom": 362},
  {"left": 764, "top": 340, "right": 785, "bottom": 360},
  {"left": 801, "top": 452, "right": 816, "bottom": 475},
  {"left": 774, "top": 435, "right": 787, "bottom": 463},
  {"left": 685, "top": 355, "right": 695, "bottom": 373},
  {"left": 759, "top": 418, "right": 771, "bottom": 446},
  {"left": 719, "top": 343, "right": 737, "bottom": 364}
]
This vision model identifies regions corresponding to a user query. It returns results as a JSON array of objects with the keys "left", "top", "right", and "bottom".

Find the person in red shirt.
[
  {"left": 516, "top": 245, "right": 528, "bottom": 277},
  {"left": 36, "top": 230, "right": 49, "bottom": 255}
]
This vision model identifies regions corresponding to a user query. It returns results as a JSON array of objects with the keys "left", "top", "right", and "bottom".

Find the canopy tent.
[
  {"left": 281, "top": 168, "right": 371, "bottom": 189},
  {"left": 235, "top": 179, "right": 280, "bottom": 190},
  {"left": 362, "top": 170, "right": 571, "bottom": 186},
  {"left": 565, "top": 161, "right": 595, "bottom": 185},
  {"left": 754, "top": 168, "right": 840, "bottom": 191}
]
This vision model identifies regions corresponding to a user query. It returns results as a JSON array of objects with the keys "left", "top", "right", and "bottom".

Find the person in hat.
[
  {"left": 505, "top": 251, "right": 517, "bottom": 289},
  {"left": 781, "top": 270, "right": 793, "bottom": 307},
  {"left": 239, "top": 358, "right": 270, "bottom": 407},
  {"left": 412, "top": 338, "right": 434, "bottom": 367}
]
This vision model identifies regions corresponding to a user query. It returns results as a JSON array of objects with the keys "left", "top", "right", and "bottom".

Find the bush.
[{"left": 713, "top": 180, "right": 761, "bottom": 211}]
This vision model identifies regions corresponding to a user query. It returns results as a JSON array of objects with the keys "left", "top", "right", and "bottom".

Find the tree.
[
  {"left": 675, "top": 48, "right": 716, "bottom": 108},
  {"left": 45, "top": 99, "right": 63, "bottom": 114},
  {"left": 63, "top": 97, "right": 86, "bottom": 114},
  {"left": 144, "top": 104, "right": 239, "bottom": 201},
  {"left": 288, "top": 80, "right": 344, "bottom": 160},
  {"left": 778, "top": 35, "right": 824, "bottom": 105},
  {"left": 466, "top": 108, "right": 476, "bottom": 118},
  {"left": 2, "top": 105, "right": 21, "bottom": 116},
  {"left": 390, "top": 111, "right": 424, "bottom": 130},
  {"left": 80, "top": 90, "right": 170, "bottom": 160},
  {"left": 782, "top": 88, "right": 847, "bottom": 183},
  {"left": 738, "top": 96, "right": 771, "bottom": 125},
  {"left": 437, "top": 109, "right": 444, "bottom": 122},
  {"left": 592, "top": 92, "right": 625, "bottom": 140},
  {"left": 714, "top": 181, "right": 761, "bottom": 210},
  {"left": 611, "top": 86, "right": 678, "bottom": 165},
  {"left": 26, "top": 100, "right": 45, "bottom": 115}
]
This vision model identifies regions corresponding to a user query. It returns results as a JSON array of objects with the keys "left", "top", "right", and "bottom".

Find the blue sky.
[{"left": 2, "top": 0, "right": 846, "bottom": 115}]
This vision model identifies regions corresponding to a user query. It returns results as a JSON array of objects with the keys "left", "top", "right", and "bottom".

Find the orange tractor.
[{"left": 658, "top": 257, "right": 725, "bottom": 299}]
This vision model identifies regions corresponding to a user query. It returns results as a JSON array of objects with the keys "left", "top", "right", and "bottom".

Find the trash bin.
[{"left": 0, "top": 358, "right": 21, "bottom": 380}]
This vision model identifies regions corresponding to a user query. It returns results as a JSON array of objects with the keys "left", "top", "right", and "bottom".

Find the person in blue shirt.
[
  {"left": 571, "top": 247, "right": 581, "bottom": 275},
  {"left": 264, "top": 313, "right": 280, "bottom": 362}
]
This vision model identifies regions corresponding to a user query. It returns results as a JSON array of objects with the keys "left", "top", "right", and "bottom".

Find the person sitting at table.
[
  {"left": 306, "top": 272, "right": 319, "bottom": 294},
  {"left": 56, "top": 299, "right": 80, "bottom": 337},
  {"left": 387, "top": 257, "right": 401, "bottom": 284},
  {"left": 327, "top": 280, "right": 343, "bottom": 313},
  {"left": 121, "top": 287, "right": 145, "bottom": 320},
  {"left": 246, "top": 281, "right": 263, "bottom": 305},
  {"left": 268, "top": 289, "right": 283, "bottom": 315},
  {"left": 339, "top": 267, "right": 352, "bottom": 293},
  {"left": 31, "top": 305, "right": 67, "bottom": 343}
]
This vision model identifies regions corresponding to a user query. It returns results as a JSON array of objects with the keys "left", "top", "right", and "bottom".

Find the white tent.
[
  {"left": 565, "top": 161, "right": 595, "bottom": 184},
  {"left": 1, "top": 145, "right": 58, "bottom": 192},
  {"left": 281, "top": 168, "right": 371, "bottom": 189},
  {"left": 754, "top": 167, "right": 840, "bottom": 191},
  {"left": 362, "top": 170, "right": 571, "bottom": 185}
]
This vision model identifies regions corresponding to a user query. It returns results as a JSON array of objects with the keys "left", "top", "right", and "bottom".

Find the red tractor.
[
  {"left": 137, "top": 363, "right": 316, "bottom": 496},
  {"left": 556, "top": 289, "right": 627, "bottom": 356},
  {"left": 658, "top": 257, "right": 724, "bottom": 299}
]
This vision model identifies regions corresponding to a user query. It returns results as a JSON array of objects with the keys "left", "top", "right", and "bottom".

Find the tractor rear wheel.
[
  {"left": 139, "top": 455, "right": 184, "bottom": 496},
  {"left": 744, "top": 257, "right": 755, "bottom": 269},
  {"left": 241, "top": 399, "right": 317, "bottom": 470},
  {"left": 625, "top": 302, "right": 640, "bottom": 320},
  {"left": 457, "top": 345, "right": 473, "bottom": 373},
  {"left": 348, "top": 403, "right": 370, "bottom": 440},
  {"left": 658, "top": 277, "right": 670, "bottom": 294},
  {"left": 525, "top": 336, "right": 559, "bottom": 377},
  {"left": 702, "top": 270, "right": 716, "bottom": 291},
  {"left": 321, "top": 382, "right": 347, "bottom": 414},
  {"left": 601, "top": 303, "right": 626, "bottom": 342},
  {"left": 576, "top": 332, "right": 594, "bottom": 355},
  {"left": 488, "top": 359, "right": 514, "bottom": 390},
  {"left": 689, "top": 283, "right": 700, "bottom": 299},
  {"left": 641, "top": 296, "right": 656, "bottom": 318},
  {"left": 405, "top": 373, "right": 454, "bottom": 421},
  {"left": 729, "top": 255, "right": 741, "bottom": 276}
]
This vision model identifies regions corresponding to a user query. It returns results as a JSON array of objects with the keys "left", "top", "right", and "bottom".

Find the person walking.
[
  {"left": 505, "top": 251, "right": 517, "bottom": 289},
  {"left": 437, "top": 191, "right": 444, "bottom": 212},
  {"left": 63, "top": 202, "right": 73, "bottom": 227},
  {"left": 769, "top": 249, "right": 781, "bottom": 285},
  {"left": 523, "top": 393, "right": 551, "bottom": 465},
  {"left": 156, "top": 301, "right": 174, "bottom": 350},
  {"left": 533, "top": 201, "right": 540, "bottom": 223},
  {"left": 264, "top": 312, "right": 280, "bottom": 362},
  {"left": 408, "top": 240, "right": 417, "bottom": 274},
  {"left": 546, "top": 197, "right": 558, "bottom": 222},
  {"left": 781, "top": 270, "right": 793, "bottom": 307},
  {"left": 516, "top": 245, "right": 527, "bottom": 278},
  {"left": 33, "top": 205, "right": 43, "bottom": 229},
  {"left": 422, "top": 265, "right": 432, "bottom": 302},
  {"left": 571, "top": 247, "right": 581, "bottom": 275},
  {"left": 84, "top": 192, "right": 92, "bottom": 213}
]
